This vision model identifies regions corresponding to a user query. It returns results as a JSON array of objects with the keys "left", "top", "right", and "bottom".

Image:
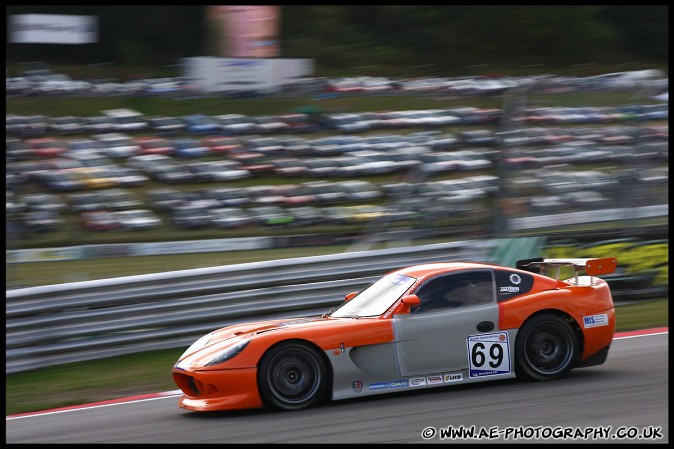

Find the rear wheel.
[
  {"left": 515, "top": 314, "right": 579, "bottom": 381},
  {"left": 258, "top": 341, "right": 327, "bottom": 411}
]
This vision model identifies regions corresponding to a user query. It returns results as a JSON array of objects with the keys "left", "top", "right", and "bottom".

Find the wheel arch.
[
  {"left": 256, "top": 338, "right": 334, "bottom": 400},
  {"left": 515, "top": 308, "right": 585, "bottom": 364}
]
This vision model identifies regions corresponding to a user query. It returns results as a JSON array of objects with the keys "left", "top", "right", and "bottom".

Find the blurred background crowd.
[{"left": 6, "top": 5, "right": 668, "bottom": 288}]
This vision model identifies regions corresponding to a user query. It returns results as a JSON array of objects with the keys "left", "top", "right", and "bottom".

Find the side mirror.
[
  {"left": 344, "top": 291, "right": 359, "bottom": 302},
  {"left": 395, "top": 294, "right": 421, "bottom": 315},
  {"left": 401, "top": 294, "right": 421, "bottom": 307}
]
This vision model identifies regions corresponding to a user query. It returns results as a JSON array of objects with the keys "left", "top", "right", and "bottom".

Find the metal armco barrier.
[{"left": 6, "top": 240, "right": 501, "bottom": 374}]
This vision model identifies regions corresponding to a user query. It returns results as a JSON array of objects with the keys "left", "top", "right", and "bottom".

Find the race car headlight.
[
  {"left": 180, "top": 333, "right": 213, "bottom": 360},
  {"left": 205, "top": 339, "right": 251, "bottom": 366}
]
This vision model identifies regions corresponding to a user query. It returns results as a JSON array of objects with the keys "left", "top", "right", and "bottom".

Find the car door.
[{"left": 392, "top": 269, "right": 507, "bottom": 377}]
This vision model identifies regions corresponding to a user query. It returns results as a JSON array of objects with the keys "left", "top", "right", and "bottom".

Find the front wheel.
[
  {"left": 515, "top": 314, "right": 579, "bottom": 381},
  {"left": 258, "top": 341, "right": 327, "bottom": 411}
]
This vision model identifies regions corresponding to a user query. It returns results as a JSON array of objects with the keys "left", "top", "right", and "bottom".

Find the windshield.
[{"left": 330, "top": 273, "right": 416, "bottom": 318}]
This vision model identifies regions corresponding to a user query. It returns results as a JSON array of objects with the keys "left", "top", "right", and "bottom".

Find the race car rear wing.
[{"left": 516, "top": 257, "right": 618, "bottom": 283}]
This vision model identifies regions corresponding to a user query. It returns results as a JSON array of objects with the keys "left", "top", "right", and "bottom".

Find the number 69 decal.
[{"left": 467, "top": 332, "right": 511, "bottom": 378}]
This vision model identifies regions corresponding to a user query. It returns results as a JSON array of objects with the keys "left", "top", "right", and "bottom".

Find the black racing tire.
[
  {"left": 515, "top": 313, "right": 579, "bottom": 381},
  {"left": 258, "top": 341, "right": 327, "bottom": 411}
]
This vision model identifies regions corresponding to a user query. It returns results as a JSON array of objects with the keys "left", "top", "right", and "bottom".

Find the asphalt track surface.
[{"left": 6, "top": 328, "right": 668, "bottom": 444}]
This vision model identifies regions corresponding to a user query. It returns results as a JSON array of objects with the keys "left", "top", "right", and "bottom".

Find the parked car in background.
[
  {"left": 278, "top": 136, "right": 314, "bottom": 157},
  {"left": 249, "top": 205, "right": 295, "bottom": 227},
  {"left": 278, "top": 113, "right": 314, "bottom": 132},
  {"left": 459, "top": 129, "right": 499, "bottom": 146},
  {"left": 21, "top": 193, "right": 67, "bottom": 213},
  {"left": 172, "top": 203, "right": 212, "bottom": 229},
  {"left": 187, "top": 160, "right": 251, "bottom": 182},
  {"left": 84, "top": 115, "right": 115, "bottom": 134},
  {"left": 272, "top": 157, "right": 309, "bottom": 177},
  {"left": 65, "top": 138, "right": 105, "bottom": 154},
  {"left": 68, "top": 167, "right": 119, "bottom": 190},
  {"left": 287, "top": 205, "right": 322, "bottom": 226},
  {"left": 182, "top": 114, "right": 222, "bottom": 134},
  {"left": 303, "top": 158, "right": 343, "bottom": 177},
  {"left": 93, "top": 133, "right": 141, "bottom": 159},
  {"left": 66, "top": 151, "right": 117, "bottom": 169},
  {"left": 80, "top": 210, "right": 122, "bottom": 232},
  {"left": 43, "top": 157, "right": 85, "bottom": 171},
  {"left": 209, "top": 207, "right": 253, "bottom": 229},
  {"left": 114, "top": 209, "right": 161, "bottom": 231},
  {"left": 32, "top": 169, "right": 83, "bottom": 192},
  {"left": 109, "top": 166, "right": 150, "bottom": 187},
  {"left": 49, "top": 116, "right": 85, "bottom": 135},
  {"left": 149, "top": 164, "right": 197, "bottom": 184},
  {"left": 102, "top": 108, "right": 148, "bottom": 133},
  {"left": 26, "top": 137, "right": 68, "bottom": 157},
  {"left": 143, "top": 77, "right": 182, "bottom": 95},
  {"left": 243, "top": 136, "right": 287, "bottom": 157},
  {"left": 172, "top": 138, "right": 210, "bottom": 158},
  {"left": 135, "top": 136, "right": 176, "bottom": 156},
  {"left": 251, "top": 115, "right": 289, "bottom": 134},
  {"left": 11, "top": 115, "right": 48, "bottom": 137},
  {"left": 229, "top": 150, "right": 276, "bottom": 175},
  {"left": 324, "top": 113, "right": 371, "bottom": 132},
  {"left": 148, "top": 115, "right": 187, "bottom": 135},
  {"left": 303, "top": 181, "right": 350, "bottom": 205},
  {"left": 275, "top": 184, "right": 317, "bottom": 206},
  {"left": 6, "top": 137, "right": 31, "bottom": 162},
  {"left": 202, "top": 136, "right": 244, "bottom": 155},
  {"left": 126, "top": 153, "right": 172, "bottom": 170},
  {"left": 207, "top": 187, "right": 251, "bottom": 208},
  {"left": 147, "top": 187, "right": 187, "bottom": 212},
  {"left": 215, "top": 113, "right": 259, "bottom": 135},
  {"left": 23, "top": 210, "right": 65, "bottom": 233},
  {"left": 6, "top": 190, "right": 28, "bottom": 215},
  {"left": 97, "top": 188, "right": 143, "bottom": 210},
  {"left": 336, "top": 180, "right": 383, "bottom": 202},
  {"left": 67, "top": 191, "right": 106, "bottom": 212}
]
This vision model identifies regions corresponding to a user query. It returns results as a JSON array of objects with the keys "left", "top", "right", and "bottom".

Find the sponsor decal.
[
  {"left": 583, "top": 313, "right": 609, "bottom": 328},
  {"left": 509, "top": 273, "right": 522, "bottom": 285},
  {"left": 410, "top": 377, "right": 427, "bottom": 387},
  {"left": 500, "top": 286, "right": 520, "bottom": 293},
  {"left": 352, "top": 380, "right": 363, "bottom": 393},
  {"left": 467, "top": 332, "right": 511, "bottom": 378},
  {"left": 426, "top": 375, "right": 443, "bottom": 384},
  {"left": 366, "top": 380, "right": 410, "bottom": 390},
  {"left": 444, "top": 373, "right": 463, "bottom": 383}
]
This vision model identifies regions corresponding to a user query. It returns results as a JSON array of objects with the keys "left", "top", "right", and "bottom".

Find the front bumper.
[{"left": 173, "top": 366, "right": 263, "bottom": 412}]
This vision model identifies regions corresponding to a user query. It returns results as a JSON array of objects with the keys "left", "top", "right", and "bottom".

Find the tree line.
[{"left": 6, "top": 5, "right": 668, "bottom": 76}]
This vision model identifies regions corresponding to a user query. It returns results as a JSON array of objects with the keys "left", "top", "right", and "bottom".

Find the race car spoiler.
[{"left": 516, "top": 257, "right": 618, "bottom": 281}]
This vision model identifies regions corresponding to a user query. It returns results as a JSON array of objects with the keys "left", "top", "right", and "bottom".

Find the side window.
[{"left": 412, "top": 270, "right": 494, "bottom": 314}]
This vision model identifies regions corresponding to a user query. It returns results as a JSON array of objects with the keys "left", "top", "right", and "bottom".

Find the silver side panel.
[
  {"left": 327, "top": 311, "right": 519, "bottom": 401},
  {"left": 393, "top": 303, "right": 499, "bottom": 376}
]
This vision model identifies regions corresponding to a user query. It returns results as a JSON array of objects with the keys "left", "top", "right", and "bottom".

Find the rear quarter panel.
[{"left": 498, "top": 278, "right": 616, "bottom": 361}]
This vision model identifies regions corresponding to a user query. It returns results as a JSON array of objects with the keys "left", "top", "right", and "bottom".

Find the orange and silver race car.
[{"left": 172, "top": 257, "right": 617, "bottom": 412}]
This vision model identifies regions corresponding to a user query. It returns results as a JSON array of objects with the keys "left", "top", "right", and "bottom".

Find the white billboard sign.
[{"left": 9, "top": 14, "right": 98, "bottom": 44}]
